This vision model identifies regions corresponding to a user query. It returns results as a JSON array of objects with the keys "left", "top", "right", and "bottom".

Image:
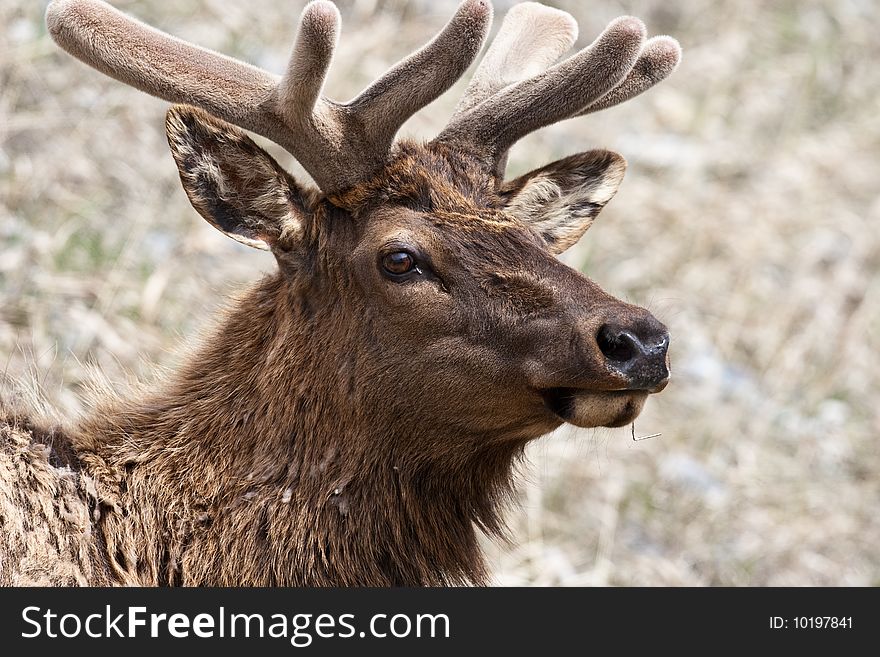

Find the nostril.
[
  {"left": 596, "top": 324, "right": 638, "bottom": 363},
  {"left": 651, "top": 334, "right": 670, "bottom": 356}
]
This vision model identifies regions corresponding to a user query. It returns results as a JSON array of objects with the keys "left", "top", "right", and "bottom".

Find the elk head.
[{"left": 47, "top": 0, "right": 679, "bottom": 439}]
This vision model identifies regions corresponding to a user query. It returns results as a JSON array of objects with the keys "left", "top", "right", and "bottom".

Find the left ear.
[
  {"left": 165, "top": 104, "right": 311, "bottom": 254},
  {"left": 501, "top": 150, "right": 626, "bottom": 254}
]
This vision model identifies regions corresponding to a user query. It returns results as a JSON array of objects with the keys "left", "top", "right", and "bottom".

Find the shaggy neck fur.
[{"left": 73, "top": 273, "right": 526, "bottom": 586}]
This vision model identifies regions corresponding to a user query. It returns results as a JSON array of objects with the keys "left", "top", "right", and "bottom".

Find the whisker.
[{"left": 631, "top": 423, "right": 661, "bottom": 442}]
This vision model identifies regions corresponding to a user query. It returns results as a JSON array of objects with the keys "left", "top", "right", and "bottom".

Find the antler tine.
[
  {"left": 348, "top": 0, "right": 493, "bottom": 147},
  {"left": 444, "top": 2, "right": 578, "bottom": 175},
  {"left": 279, "top": 1, "right": 341, "bottom": 120},
  {"left": 46, "top": 0, "right": 493, "bottom": 193},
  {"left": 436, "top": 16, "right": 646, "bottom": 169},
  {"left": 279, "top": 0, "right": 492, "bottom": 181},
  {"left": 450, "top": 2, "right": 578, "bottom": 121},
  {"left": 576, "top": 35, "right": 682, "bottom": 116}
]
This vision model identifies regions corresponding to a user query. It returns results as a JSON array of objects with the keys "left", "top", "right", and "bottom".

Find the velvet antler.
[
  {"left": 46, "top": 0, "right": 492, "bottom": 193},
  {"left": 436, "top": 2, "right": 681, "bottom": 175},
  {"left": 46, "top": 1, "right": 680, "bottom": 189}
]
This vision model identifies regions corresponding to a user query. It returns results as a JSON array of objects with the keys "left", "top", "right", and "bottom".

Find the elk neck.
[{"left": 72, "top": 272, "right": 528, "bottom": 586}]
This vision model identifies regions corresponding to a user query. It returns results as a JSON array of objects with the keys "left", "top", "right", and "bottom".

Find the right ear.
[
  {"left": 165, "top": 105, "right": 310, "bottom": 253},
  {"left": 500, "top": 150, "right": 626, "bottom": 254}
]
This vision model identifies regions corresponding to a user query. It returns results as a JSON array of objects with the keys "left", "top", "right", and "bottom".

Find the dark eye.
[{"left": 382, "top": 251, "right": 416, "bottom": 276}]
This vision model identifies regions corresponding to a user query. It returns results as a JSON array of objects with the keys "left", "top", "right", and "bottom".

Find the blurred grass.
[{"left": 1, "top": 0, "right": 878, "bottom": 585}]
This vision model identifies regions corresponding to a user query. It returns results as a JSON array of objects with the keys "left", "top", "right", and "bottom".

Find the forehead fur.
[{"left": 329, "top": 141, "right": 516, "bottom": 233}]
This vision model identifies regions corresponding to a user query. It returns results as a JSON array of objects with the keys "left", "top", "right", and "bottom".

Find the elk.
[{"left": 0, "top": 0, "right": 680, "bottom": 586}]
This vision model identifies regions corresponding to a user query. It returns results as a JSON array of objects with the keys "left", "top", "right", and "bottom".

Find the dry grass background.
[{"left": 1, "top": 0, "right": 878, "bottom": 585}]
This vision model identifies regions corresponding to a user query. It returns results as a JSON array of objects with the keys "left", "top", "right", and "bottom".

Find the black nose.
[{"left": 597, "top": 320, "right": 670, "bottom": 391}]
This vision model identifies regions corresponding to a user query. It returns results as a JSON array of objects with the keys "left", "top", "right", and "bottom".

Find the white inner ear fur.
[
  {"left": 168, "top": 107, "right": 305, "bottom": 252},
  {"left": 508, "top": 158, "right": 625, "bottom": 254},
  {"left": 193, "top": 147, "right": 303, "bottom": 252}
]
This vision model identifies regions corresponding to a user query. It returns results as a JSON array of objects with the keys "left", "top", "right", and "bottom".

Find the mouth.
[{"left": 539, "top": 387, "right": 651, "bottom": 428}]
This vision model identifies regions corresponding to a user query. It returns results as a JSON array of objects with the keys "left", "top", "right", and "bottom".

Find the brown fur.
[
  {"left": 1, "top": 116, "right": 667, "bottom": 586},
  {"left": 0, "top": 406, "right": 107, "bottom": 585}
]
